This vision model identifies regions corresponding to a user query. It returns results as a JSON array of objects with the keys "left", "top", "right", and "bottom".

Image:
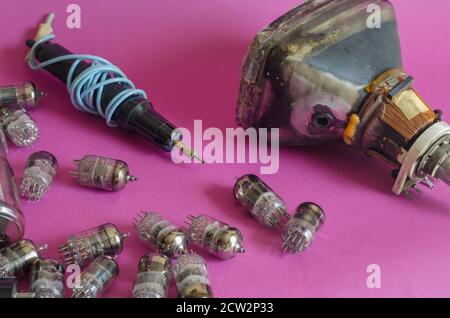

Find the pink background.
[{"left": 0, "top": 0, "right": 449, "bottom": 298}]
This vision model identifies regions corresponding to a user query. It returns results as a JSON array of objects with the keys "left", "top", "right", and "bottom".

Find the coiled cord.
[{"left": 28, "top": 34, "right": 147, "bottom": 127}]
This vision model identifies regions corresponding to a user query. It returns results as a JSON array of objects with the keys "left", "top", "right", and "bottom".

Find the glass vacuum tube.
[{"left": 0, "top": 131, "right": 24, "bottom": 247}]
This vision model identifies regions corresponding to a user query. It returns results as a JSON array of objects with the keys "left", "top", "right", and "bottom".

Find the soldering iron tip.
[
  {"left": 173, "top": 141, "right": 205, "bottom": 164},
  {"left": 194, "top": 155, "right": 206, "bottom": 164}
]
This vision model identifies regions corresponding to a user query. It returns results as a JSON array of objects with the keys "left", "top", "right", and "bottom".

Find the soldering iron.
[{"left": 26, "top": 14, "right": 202, "bottom": 163}]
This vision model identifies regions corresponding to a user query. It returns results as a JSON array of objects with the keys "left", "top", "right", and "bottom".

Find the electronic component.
[
  {"left": 0, "top": 239, "right": 46, "bottom": 278},
  {"left": 353, "top": 70, "right": 450, "bottom": 197},
  {"left": 70, "top": 155, "right": 137, "bottom": 192},
  {"left": 0, "top": 131, "right": 25, "bottom": 247},
  {"left": 237, "top": 0, "right": 450, "bottom": 196},
  {"left": 0, "top": 107, "right": 39, "bottom": 147},
  {"left": 132, "top": 252, "right": 170, "bottom": 298},
  {"left": 282, "top": 202, "right": 325, "bottom": 254},
  {"left": 20, "top": 151, "right": 57, "bottom": 202},
  {"left": 417, "top": 136, "right": 450, "bottom": 187},
  {"left": 72, "top": 255, "right": 119, "bottom": 298},
  {"left": 234, "top": 174, "right": 290, "bottom": 228},
  {"left": 134, "top": 211, "right": 187, "bottom": 258},
  {"left": 58, "top": 223, "right": 128, "bottom": 267},
  {"left": 0, "top": 81, "right": 44, "bottom": 110},
  {"left": 26, "top": 14, "right": 203, "bottom": 163},
  {"left": 185, "top": 214, "right": 245, "bottom": 260},
  {"left": 29, "top": 258, "right": 65, "bottom": 298},
  {"left": 0, "top": 278, "right": 35, "bottom": 298},
  {"left": 173, "top": 253, "right": 213, "bottom": 298}
]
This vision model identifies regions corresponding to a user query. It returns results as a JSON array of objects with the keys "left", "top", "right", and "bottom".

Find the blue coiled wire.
[{"left": 28, "top": 34, "right": 147, "bottom": 127}]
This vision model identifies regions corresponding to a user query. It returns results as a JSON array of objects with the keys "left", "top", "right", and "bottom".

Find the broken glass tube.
[{"left": 237, "top": 0, "right": 450, "bottom": 197}]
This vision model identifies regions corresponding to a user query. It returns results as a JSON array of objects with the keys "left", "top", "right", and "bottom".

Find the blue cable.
[{"left": 28, "top": 34, "right": 147, "bottom": 127}]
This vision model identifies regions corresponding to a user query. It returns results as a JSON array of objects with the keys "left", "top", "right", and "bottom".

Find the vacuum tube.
[
  {"left": 282, "top": 202, "right": 325, "bottom": 254},
  {"left": 70, "top": 155, "right": 137, "bottom": 192},
  {"left": 29, "top": 258, "right": 65, "bottom": 298},
  {"left": 71, "top": 255, "right": 119, "bottom": 298},
  {"left": 58, "top": 223, "right": 128, "bottom": 267},
  {"left": 0, "top": 81, "right": 44, "bottom": 109},
  {"left": 134, "top": 211, "right": 187, "bottom": 258},
  {"left": 173, "top": 253, "right": 213, "bottom": 298},
  {"left": 0, "top": 239, "right": 46, "bottom": 278},
  {"left": 21, "top": 151, "right": 58, "bottom": 202},
  {"left": 234, "top": 174, "right": 290, "bottom": 228},
  {"left": 185, "top": 214, "right": 245, "bottom": 259},
  {"left": 0, "top": 133, "right": 24, "bottom": 246},
  {"left": 132, "top": 253, "right": 170, "bottom": 298}
]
